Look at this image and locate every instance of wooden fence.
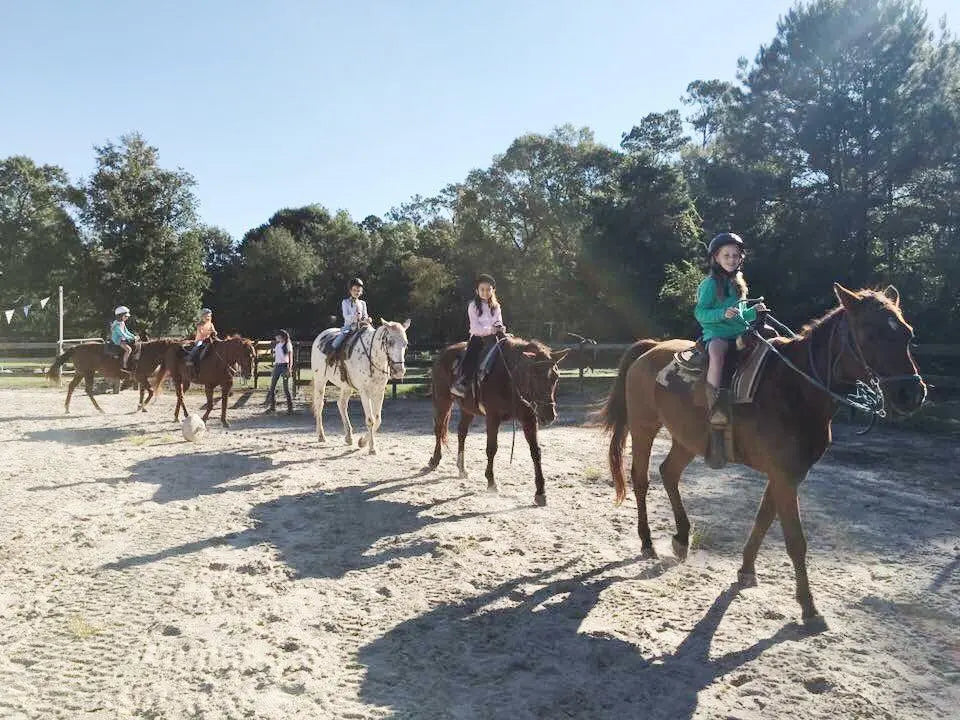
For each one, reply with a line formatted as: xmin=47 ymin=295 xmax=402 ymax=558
xmin=3 ymin=338 xmax=958 ymax=397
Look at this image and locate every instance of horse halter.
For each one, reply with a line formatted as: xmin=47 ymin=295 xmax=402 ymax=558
xmin=358 ymin=326 xmax=405 ymax=376
xmin=498 ymin=341 xmax=558 ymax=419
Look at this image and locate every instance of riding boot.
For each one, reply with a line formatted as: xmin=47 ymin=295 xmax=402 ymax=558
xmin=705 ymin=382 xmax=730 ymax=469
xmin=450 ymin=374 xmax=467 ymax=398
xmin=286 ymin=398 xmax=294 ymax=415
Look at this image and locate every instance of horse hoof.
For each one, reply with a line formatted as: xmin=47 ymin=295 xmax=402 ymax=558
xmin=345 ymin=437 xmax=353 ymax=446
xmin=672 ymin=536 xmax=689 ymax=561
xmin=534 ymin=493 xmax=547 ymax=507
xmin=222 ymin=421 xmax=230 ymax=428
xmin=802 ymin=613 xmax=828 ymax=632
xmin=368 ymin=448 xmax=377 ymax=456
xmin=358 ymin=436 xmax=368 ymax=448
xmin=737 ymin=570 xmax=758 ymax=588
xmin=318 ymin=435 xmax=326 ymax=444
xmin=426 ymin=459 xmax=439 ymax=471
xmin=486 ymin=483 xmax=498 ymax=494
xmin=458 ymin=469 xmax=468 ymax=479
xmin=640 ymin=545 xmax=658 ymax=560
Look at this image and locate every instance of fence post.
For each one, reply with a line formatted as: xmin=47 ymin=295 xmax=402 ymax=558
xmin=391 ymin=379 xmax=397 ymax=400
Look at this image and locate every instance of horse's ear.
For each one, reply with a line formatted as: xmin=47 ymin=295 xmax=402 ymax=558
xmin=379 ymin=317 xmax=386 ymax=326
xmin=552 ymin=348 xmax=570 ymax=365
xmin=834 ymin=282 xmax=858 ymax=310
xmin=402 ymin=318 xmax=411 ymax=330
xmin=883 ymin=285 xmax=900 ymax=307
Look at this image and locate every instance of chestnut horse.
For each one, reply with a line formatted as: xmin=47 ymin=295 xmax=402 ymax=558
xmin=601 ymin=285 xmax=926 ymax=622
xmin=428 ymin=336 xmax=568 ymax=506
xmin=47 ymin=338 xmax=175 ymax=414
xmin=155 ymin=337 xmax=257 ymax=427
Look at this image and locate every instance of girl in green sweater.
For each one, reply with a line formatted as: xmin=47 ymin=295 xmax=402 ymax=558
xmin=694 ymin=233 xmax=767 ymax=425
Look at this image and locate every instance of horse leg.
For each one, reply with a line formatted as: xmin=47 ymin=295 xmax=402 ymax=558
xmin=456 ymin=412 xmax=474 ymax=479
xmin=337 ymin=388 xmax=354 ymax=445
xmin=629 ymin=428 xmax=658 ymax=558
xmin=220 ymin=380 xmax=232 ymax=427
xmin=771 ymin=477 xmax=820 ymax=622
xmin=484 ymin=414 xmax=501 ymax=493
xmin=85 ymin=372 xmax=105 ymax=413
xmin=737 ymin=482 xmax=776 ymax=587
xmin=313 ymin=371 xmax=327 ymax=443
xmin=522 ymin=419 xmax=547 ymax=506
xmin=659 ymin=440 xmax=695 ymax=560
xmin=358 ymin=387 xmax=384 ymax=454
xmin=202 ymin=385 xmax=215 ymax=422
xmin=64 ymin=373 xmax=83 ymax=414
xmin=428 ymin=393 xmax=454 ymax=470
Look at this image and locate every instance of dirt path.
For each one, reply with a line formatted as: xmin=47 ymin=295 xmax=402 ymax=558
xmin=0 ymin=387 xmax=957 ymax=719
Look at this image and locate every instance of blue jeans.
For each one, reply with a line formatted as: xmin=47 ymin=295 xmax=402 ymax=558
xmin=267 ymin=363 xmax=291 ymax=406
xmin=331 ymin=329 xmax=349 ymax=350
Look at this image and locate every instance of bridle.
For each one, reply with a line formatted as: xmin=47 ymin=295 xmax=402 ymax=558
xmin=357 ymin=325 xmax=405 ymax=377
xmin=496 ymin=339 xmax=558 ymax=420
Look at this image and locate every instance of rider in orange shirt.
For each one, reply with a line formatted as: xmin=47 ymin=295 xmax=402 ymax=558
xmin=186 ymin=308 xmax=218 ymax=377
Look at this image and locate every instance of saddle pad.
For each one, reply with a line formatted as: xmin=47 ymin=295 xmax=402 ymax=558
xmin=656 ymin=341 xmax=771 ymax=405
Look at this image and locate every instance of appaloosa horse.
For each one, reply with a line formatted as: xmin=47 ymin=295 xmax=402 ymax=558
xmin=47 ymin=337 xmax=172 ymax=414
xmin=600 ymin=284 xmax=926 ymax=622
xmin=157 ymin=336 xmax=257 ymax=427
xmin=310 ymin=319 xmax=411 ymax=454
xmin=428 ymin=336 xmax=569 ymax=506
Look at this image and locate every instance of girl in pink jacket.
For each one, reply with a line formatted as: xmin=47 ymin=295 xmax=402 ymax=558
xmin=451 ymin=273 xmax=506 ymax=397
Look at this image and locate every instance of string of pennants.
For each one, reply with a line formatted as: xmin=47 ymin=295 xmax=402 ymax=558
xmin=4 ymin=294 xmax=52 ymax=325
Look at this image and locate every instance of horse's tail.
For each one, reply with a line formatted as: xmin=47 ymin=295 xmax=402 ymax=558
xmin=598 ymin=339 xmax=659 ymax=505
xmin=46 ymin=347 xmax=75 ymax=383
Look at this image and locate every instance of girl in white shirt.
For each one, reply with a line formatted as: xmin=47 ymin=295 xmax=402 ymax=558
xmin=451 ymin=273 xmax=506 ymax=397
xmin=266 ymin=329 xmax=294 ymax=414
xmin=331 ymin=278 xmax=370 ymax=355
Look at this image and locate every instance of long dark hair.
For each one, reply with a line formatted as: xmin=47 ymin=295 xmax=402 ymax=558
xmin=275 ymin=329 xmax=292 ymax=355
xmin=473 ymin=274 xmax=500 ymax=313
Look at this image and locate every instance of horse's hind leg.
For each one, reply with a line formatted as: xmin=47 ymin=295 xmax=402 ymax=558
xmin=660 ymin=440 xmax=695 ymax=560
xmin=84 ymin=373 xmax=105 ymax=413
xmin=313 ymin=372 xmax=327 ymax=442
xmin=337 ymin=387 xmax=354 ymax=445
xmin=456 ymin=412 xmax=474 ymax=479
xmin=629 ymin=427 xmax=659 ymax=558
xmin=738 ymin=481 xmax=775 ymax=587
xmin=428 ymin=394 xmax=453 ymax=469
xmin=64 ymin=373 xmax=83 ymax=414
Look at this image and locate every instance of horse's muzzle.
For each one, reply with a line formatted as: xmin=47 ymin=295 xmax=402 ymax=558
xmin=886 ymin=376 xmax=927 ymax=415
xmin=390 ymin=367 xmax=406 ymax=381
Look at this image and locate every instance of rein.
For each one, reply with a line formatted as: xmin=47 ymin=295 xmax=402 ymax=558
xmin=750 ymin=310 xmax=920 ymax=419
xmin=495 ymin=339 xmax=558 ymax=420
xmin=355 ymin=325 xmax=404 ymax=378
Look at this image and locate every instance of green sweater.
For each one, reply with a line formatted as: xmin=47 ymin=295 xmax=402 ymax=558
xmin=694 ymin=275 xmax=757 ymax=341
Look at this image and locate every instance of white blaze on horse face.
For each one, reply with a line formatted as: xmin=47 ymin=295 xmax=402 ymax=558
xmin=386 ymin=326 xmax=408 ymax=379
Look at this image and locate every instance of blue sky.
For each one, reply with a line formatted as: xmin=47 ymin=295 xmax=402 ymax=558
xmin=2 ymin=0 xmax=955 ymax=239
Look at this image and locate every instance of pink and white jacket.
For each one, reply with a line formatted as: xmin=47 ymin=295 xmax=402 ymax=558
xmin=467 ymin=301 xmax=505 ymax=337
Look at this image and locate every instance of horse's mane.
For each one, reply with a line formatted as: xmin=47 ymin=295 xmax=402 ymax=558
xmin=502 ymin=336 xmax=553 ymax=359
xmin=798 ymin=288 xmax=900 ymax=338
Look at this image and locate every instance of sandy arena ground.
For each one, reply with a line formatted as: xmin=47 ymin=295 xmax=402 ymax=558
xmin=0 ymin=385 xmax=957 ymax=719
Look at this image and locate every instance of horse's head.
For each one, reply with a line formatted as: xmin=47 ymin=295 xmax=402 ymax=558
xmin=232 ymin=337 xmax=257 ymax=380
xmin=511 ymin=341 xmax=570 ymax=425
xmin=835 ymin=283 xmax=926 ymax=415
xmin=379 ymin=318 xmax=411 ymax=380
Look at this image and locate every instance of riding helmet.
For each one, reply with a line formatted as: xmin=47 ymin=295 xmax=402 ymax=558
xmin=476 ymin=273 xmax=496 ymax=287
xmin=349 ymin=277 xmax=364 ymax=289
xmin=707 ymin=232 xmax=745 ymax=257
xmin=199 ymin=307 xmax=212 ymax=317
xmin=114 ymin=305 xmax=130 ymax=316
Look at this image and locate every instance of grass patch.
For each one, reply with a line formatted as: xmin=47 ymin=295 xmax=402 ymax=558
xmin=583 ymin=466 xmax=602 ymax=482
xmin=689 ymin=526 xmax=711 ymax=552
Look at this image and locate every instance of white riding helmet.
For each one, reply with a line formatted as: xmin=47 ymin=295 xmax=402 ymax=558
xmin=115 ymin=306 xmax=130 ymax=316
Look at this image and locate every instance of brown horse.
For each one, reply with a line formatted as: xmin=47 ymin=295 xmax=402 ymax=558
xmin=428 ymin=336 xmax=569 ymax=506
xmin=155 ymin=336 xmax=257 ymax=427
xmin=600 ymin=284 xmax=926 ymax=622
xmin=47 ymin=338 xmax=173 ymax=414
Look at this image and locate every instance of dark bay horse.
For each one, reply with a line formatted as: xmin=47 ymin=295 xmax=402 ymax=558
xmin=156 ymin=336 xmax=257 ymax=427
xmin=47 ymin=338 xmax=175 ymax=414
xmin=428 ymin=336 xmax=568 ymax=506
xmin=601 ymin=284 xmax=926 ymax=621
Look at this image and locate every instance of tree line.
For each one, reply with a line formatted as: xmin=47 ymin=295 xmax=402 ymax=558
xmin=2 ymin=0 xmax=957 ymax=347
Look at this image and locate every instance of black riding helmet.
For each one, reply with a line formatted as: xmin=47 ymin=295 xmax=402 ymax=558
xmin=476 ymin=273 xmax=496 ymax=287
xmin=707 ymin=232 xmax=745 ymax=257
xmin=349 ymin=277 xmax=364 ymax=289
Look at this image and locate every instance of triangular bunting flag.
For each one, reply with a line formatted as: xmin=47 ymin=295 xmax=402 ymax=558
xmin=4 ymin=309 xmax=13 ymax=324
xmin=23 ymin=305 xmax=30 ymax=318
xmin=40 ymin=296 xmax=50 ymax=309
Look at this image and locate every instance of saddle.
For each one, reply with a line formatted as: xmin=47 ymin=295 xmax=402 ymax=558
xmin=322 ymin=330 xmax=364 ymax=385
xmin=453 ymin=336 xmax=501 ymax=415
xmin=104 ymin=340 xmax=141 ymax=370
xmin=656 ymin=328 xmax=778 ymax=466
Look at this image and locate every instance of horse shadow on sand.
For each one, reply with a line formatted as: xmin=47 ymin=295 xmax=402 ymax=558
xmin=358 ymin=560 xmax=817 ymax=720
xmin=29 ymin=450 xmax=312 ymax=505
xmin=104 ymin=476 xmax=517 ymax=579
